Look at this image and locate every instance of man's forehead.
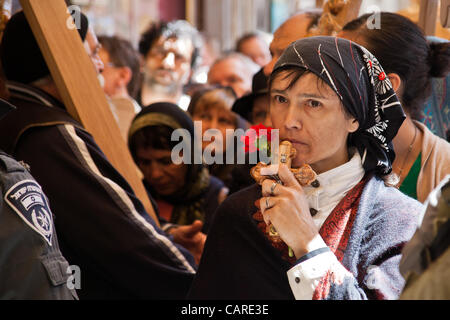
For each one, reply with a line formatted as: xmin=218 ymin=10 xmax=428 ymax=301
xmin=242 ymin=36 xmax=264 ymax=48
xmin=85 ymin=28 xmax=100 ymax=48
xmin=98 ymin=47 xmax=110 ymax=61
xmin=155 ymin=35 xmax=193 ymax=51
xmin=271 ymin=15 xmax=312 ymax=53
xmin=270 ymin=35 xmax=295 ymax=55
xmin=211 ymin=58 xmax=244 ymax=77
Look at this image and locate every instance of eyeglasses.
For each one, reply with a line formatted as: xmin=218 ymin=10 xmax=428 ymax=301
xmin=148 ymin=47 xmax=190 ymax=65
xmin=103 ymin=62 xmax=117 ymax=68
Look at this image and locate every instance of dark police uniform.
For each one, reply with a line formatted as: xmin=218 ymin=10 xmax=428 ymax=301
xmin=0 ymin=98 xmax=76 ymax=299
xmin=0 ymin=82 xmax=196 ymax=300
xmin=0 ymin=11 xmax=196 ymax=299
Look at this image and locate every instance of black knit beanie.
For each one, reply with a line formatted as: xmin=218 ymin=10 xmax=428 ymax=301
xmin=0 ymin=10 xmax=89 ymax=84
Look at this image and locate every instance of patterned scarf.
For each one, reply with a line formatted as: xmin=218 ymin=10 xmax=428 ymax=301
xmin=272 ymin=36 xmax=406 ymax=176
xmin=157 ymin=167 xmax=210 ymax=226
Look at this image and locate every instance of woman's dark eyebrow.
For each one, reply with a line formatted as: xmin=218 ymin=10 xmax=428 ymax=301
xmin=296 ymin=93 xmax=332 ymax=100
xmin=270 ymin=89 xmax=332 ymax=100
xmin=269 ymin=89 xmax=285 ymax=95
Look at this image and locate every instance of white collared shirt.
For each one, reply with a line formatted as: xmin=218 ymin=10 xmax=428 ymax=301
xmin=287 ymin=149 xmax=365 ymax=299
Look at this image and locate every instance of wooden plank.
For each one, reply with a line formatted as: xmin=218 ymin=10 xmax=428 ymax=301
xmin=186 ymin=0 xmax=196 ymax=26
xmin=418 ymin=0 xmax=439 ymax=35
xmin=19 ymin=0 xmax=160 ymax=226
xmin=441 ymin=0 xmax=450 ymax=28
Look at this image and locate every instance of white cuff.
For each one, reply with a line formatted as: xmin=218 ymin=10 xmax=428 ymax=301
xmin=287 ymin=236 xmax=338 ymax=300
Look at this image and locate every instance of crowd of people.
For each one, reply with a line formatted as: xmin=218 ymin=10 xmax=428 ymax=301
xmin=0 ymin=4 xmax=449 ymax=300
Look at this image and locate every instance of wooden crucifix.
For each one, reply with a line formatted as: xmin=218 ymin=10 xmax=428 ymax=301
xmin=19 ymin=0 xmax=160 ymax=226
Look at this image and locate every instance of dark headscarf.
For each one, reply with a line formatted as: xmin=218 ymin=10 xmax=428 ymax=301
xmin=128 ymin=102 xmax=210 ymax=226
xmin=0 ymin=10 xmax=89 ymax=84
xmin=272 ymin=36 xmax=406 ymax=175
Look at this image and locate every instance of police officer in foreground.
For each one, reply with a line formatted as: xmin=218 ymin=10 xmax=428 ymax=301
xmin=0 ymin=98 xmax=76 ymax=299
xmin=0 ymin=11 xmax=197 ymax=299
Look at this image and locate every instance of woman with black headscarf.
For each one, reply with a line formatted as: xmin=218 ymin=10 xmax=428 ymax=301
xmin=188 ymin=37 xmax=423 ymax=300
xmin=128 ymin=102 xmax=228 ymax=237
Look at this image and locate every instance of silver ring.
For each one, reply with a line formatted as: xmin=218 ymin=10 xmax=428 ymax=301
xmin=270 ymin=182 xmax=278 ymax=196
xmin=265 ymin=197 xmax=270 ymax=209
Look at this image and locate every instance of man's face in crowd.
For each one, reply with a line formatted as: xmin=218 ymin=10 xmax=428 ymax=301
xmin=98 ymin=47 xmax=132 ymax=98
xmin=83 ymin=27 xmax=104 ymax=75
xmin=98 ymin=48 xmax=117 ymax=97
xmin=263 ymin=13 xmax=313 ymax=76
xmin=239 ymin=36 xmax=271 ymax=67
xmin=144 ymin=35 xmax=194 ymax=89
xmin=208 ymin=57 xmax=252 ymax=98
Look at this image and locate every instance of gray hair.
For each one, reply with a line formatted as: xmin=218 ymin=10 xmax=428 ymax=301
xmin=163 ymin=20 xmax=204 ymax=68
xmin=139 ymin=19 xmax=203 ymax=69
xmin=212 ymin=51 xmax=260 ymax=77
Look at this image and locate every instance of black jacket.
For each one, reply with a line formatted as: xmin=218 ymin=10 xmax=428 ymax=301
xmin=0 ymin=82 xmax=196 ymax=299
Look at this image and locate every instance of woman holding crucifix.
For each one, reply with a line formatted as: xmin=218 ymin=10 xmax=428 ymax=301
xmin=188 ymin=36 xmax=422 ymax=300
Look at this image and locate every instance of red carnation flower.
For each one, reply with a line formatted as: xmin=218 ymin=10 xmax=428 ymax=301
xmin=241 ymin=124 xmax=274 ymax=154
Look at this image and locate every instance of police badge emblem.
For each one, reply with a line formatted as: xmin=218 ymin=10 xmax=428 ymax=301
xmin=5 ymin=179 xmax=54 ymax=245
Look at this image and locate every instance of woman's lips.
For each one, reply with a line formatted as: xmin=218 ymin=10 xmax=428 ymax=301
xmin=283 ymin=138 xmax=308 ymax=146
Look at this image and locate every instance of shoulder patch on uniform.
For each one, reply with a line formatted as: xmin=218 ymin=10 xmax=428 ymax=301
xmin=18 ymin=160 xmax=31 ymax=172
xmin=5 ymin=180 xmax=53 ymax=246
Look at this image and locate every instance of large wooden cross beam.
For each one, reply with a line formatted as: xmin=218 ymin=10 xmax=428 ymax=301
xmin=442 ymin=0 xmax=450 ymax=27
xmin=418 ymin=0 xmax=440 ymax=35
xmin=418 ymin=0 xmax=450 ymax=34
xmin=19 ymin=0 xmax=159 ymax=226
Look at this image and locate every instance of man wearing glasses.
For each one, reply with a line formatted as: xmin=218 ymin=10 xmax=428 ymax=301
xmin=138 ymin=20 xmax=202 ymax=110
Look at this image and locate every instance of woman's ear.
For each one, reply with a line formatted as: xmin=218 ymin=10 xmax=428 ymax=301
xmin=348 ymin=118 xmax=359 ymax=133
xmin=387 ymin=73 xmax=402 ymax=93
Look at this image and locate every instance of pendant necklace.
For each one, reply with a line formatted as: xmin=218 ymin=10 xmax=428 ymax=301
xmin=397 ymin=125 xmax=418 ymax=187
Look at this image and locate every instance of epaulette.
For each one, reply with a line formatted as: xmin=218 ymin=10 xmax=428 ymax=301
xmin=0 ymin=152 xmax=27 ymax=173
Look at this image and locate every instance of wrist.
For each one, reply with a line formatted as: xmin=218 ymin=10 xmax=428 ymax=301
xmin=164 ymin=224 xmax=179 ymax=236
xmin=293 ymin=233 xmax=326 ymax=259
xmin=294 ymin=247 xmax=331 ymax=265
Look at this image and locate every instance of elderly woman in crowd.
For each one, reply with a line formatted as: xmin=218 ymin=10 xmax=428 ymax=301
xmin=188 ymin=86 xmax=249 ymax=189
xmin=128 ymin=102 xmax=228 ymax=237
xmin=188 ymin=36 xmax=423 ymax=300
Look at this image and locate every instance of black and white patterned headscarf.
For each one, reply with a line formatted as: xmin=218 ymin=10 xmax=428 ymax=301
xmin=271 ymin=36 xmax=406 ymax=176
